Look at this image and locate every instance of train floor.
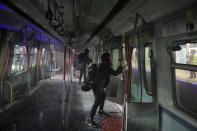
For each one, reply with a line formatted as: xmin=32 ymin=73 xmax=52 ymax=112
xmin=0 ymin=72 xmax=122 ymax=131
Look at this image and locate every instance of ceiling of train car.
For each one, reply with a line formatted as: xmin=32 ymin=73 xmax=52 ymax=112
xmin=4 ymin=0 xmax=197 ymax=51
xmin=62 ymin=0 xmax=196 ymax=50
xmin=60 ymin=0 xmax=119 ymax=51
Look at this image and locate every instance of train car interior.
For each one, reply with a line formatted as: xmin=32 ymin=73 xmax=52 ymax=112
xmin=0 ymin=0 xmax=197 ymax=131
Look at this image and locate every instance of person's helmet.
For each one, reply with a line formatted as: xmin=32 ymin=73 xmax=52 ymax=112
xmin=84 ymin=49 xmax=89 ymax=54
xmin=101 ymin=53 xmax=110 ymax=62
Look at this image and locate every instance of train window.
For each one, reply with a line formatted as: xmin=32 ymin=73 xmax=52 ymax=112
xmin=112 ymin=49 xmax=120 ymax=70
xmin=131 ymin=48 xmax=139 ymax=83
xmin=30 ymin=47 xmax=38 ymax=67
xmin=173 ymin=43 xmax=197 ymax=65
xmin=144 ymin=47 xmax=152 ymax=93
xmin=172 ymin=42 xmax=197 ymax=115
xmin=54 ymin=51 xmax=57 ymax=69
xmin=52 ymin=50 xmax=58 ymax=70
xmin=43 ymin=49 xmax=51 ymax=70
xmin=43 ymin=48 xmax=48 ymax=66
xmin=11 ymin=45 xmax=26 ymax=73
xmin=145 ymin=47 xmax=151 ymax=72
xmin=175 ymin=69 xmax=197 ymax=114
xmin=55 ymin=51 xmax=60 ymax=69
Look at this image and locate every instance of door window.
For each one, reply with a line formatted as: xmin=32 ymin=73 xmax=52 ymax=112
xmin=144 ymin=47 xmax=152 ymax=94
xmin=11 ymin=45 xmax=26 ymax=73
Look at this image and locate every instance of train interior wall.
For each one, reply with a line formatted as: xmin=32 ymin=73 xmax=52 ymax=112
xmin=154 ymin=7 xmax=197 ymax=130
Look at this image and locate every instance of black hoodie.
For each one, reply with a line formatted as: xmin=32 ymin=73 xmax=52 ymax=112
xmin=95 ymin=62 xmax=122 ymax=89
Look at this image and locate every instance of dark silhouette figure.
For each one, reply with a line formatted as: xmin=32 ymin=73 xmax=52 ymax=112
xmin=86 ymin=53 xmax=122 ymax=128
xmin=189 ymin=50 xmax=197 ymax=78
xmin=78 ymin=49 xmax=92 ymax=84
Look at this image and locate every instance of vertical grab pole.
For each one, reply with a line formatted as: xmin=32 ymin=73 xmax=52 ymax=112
xmin=26 ymin=43 xmax=31 ymax=96
xmin=120 ymin=45 xmax=125 ymax=81
xmin=69 ymin=49 xmax=72 ymax=82
xmin=70 ymin=50 xmax=72 ymax=82
xmin=40 ymin=48 xmax=43 ymax=83
xmin=27 ymin=44 xmax=30 ymax=73
xmin=41 ymin=48 xmax=44 ymax=83
xmin=49 ymin=47 xmax=52 ymax=72
xmin=3 ymin=43 xmax=11 ymax=79
xmin=68 ymin=49 xmax=70 ymax=82
xmin=63 ymin=46 xmax=66 ymax=80
xmin=54 ymin=51 xmax=57 ymax=70
xmin=69 ymin=49 xmax=73 ymax=83
xmin=2 ymin=43 xmax=11 ymax=106
xmin=122 ymin=13 xmax=139 ymax=131
xmin=62 ymin=46 xmax=66 ymax=128
xmin=71 ymin=50 xmax=75 ymax=82
xmin=24 ymin=25 xmax=31 ymax=96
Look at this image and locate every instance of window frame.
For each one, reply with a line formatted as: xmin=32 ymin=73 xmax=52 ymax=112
xmin=170 ymin=39 xmax=197 ymax=117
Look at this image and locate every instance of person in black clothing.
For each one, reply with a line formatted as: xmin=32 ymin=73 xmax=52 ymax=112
xmin=78 ymin=49 xmax=92 ymax=84
xmin=86 ymin=53 xmax=122 ymax=128
xmin=73 ymin=53 xmax=80 ymax=78
xmin=188 ymin=50 xmax=197 ymax=78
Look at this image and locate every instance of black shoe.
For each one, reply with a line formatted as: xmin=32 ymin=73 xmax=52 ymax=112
xmin=86 ymin=119 xmax=100 ymax=128
xmin=98 ymin=110 xmax=109 ymax=117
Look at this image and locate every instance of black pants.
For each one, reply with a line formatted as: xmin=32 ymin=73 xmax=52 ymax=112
xmin=89 ymin=88 xmax=106 ymax=119
xmin=190 ymin=71 xmax=196 ymax=78
xmin=79 ymin=69 xmax=86 ymax=83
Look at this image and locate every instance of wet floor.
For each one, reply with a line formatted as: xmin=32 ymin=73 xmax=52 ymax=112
xmin=0 ymin=73 xmax=120 ymax=131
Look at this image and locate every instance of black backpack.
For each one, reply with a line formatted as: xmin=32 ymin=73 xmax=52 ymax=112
xmin=81 ymin=64 xmax=97 ymax=91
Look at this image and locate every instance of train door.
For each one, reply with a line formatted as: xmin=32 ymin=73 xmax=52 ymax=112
xmin=104 ymin=29 xmax=159 ymax=130
xmin=126 ymin=31 xmax=159 ymax=130
xmin=132 ymin=43 xmax=154 ymax=102
xmin=104 ymin=34 xmax=157 ymax=102
xmin=43 ymin=47 xmax=51 ymax=79
xmin=29 ymin=43 xmax=38 ymax=87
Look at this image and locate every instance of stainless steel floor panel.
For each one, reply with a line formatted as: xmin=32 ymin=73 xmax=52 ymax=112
xmin=127 ymin=103 xmax=159 ymax=131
